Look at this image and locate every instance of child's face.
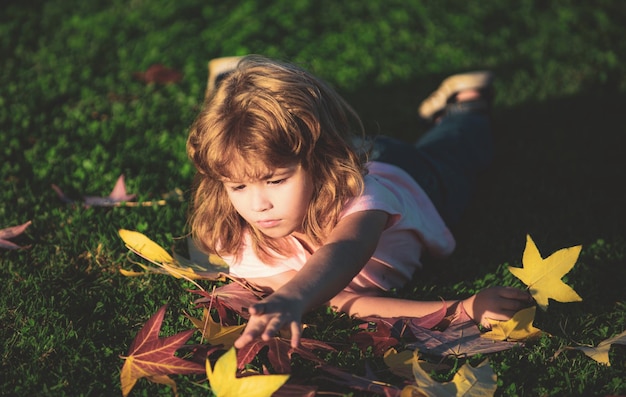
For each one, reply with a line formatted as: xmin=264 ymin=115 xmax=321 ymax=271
xmin=222 ymin=163 xmax=314 ymax=239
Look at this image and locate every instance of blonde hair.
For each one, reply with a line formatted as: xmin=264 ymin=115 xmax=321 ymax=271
xmin=187 ymin=55 xmax=366 ymax=263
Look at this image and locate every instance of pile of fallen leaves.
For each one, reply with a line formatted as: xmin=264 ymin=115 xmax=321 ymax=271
xmin=4 ymin=172 xmax=625 ymax=396
xmin=113 ymin=231 xmax=626 ymax=397
xmin=5 ymin=179 xmax=626 ymax=396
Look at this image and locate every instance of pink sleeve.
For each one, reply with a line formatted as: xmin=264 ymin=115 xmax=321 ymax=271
xmin=340 ymin=176 xmax=402 ymax=228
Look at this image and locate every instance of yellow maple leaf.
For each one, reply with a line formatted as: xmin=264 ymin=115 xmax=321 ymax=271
xmin=206 ymin=347 xmax=289 ymax=397
xmin=402 ymin=356 xmax=497 ymax=397
xmin=508 ymin=235 xmax=582 ymax=311
xmin=385 ymin=349 xmax=415 ymax=380
xmin=558 ymin=329 xmax=626 ymax=366
xmin=184 ymin=309 xmax=245 ymax=348
xmin=482 ymin=306 xmax=544 ymax=341
xmin=384 ymin=349 xmax=450 ymax=381
xmin=118 ymin=229 xmax=228 ymax=282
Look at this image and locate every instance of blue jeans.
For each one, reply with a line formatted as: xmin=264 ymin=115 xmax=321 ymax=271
xmin=369 ymin=113 xmax=493 ymax=226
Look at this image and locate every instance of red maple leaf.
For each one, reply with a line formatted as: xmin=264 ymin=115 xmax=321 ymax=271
xmin=84 ymin=174 xmax=136 ymax=205
xmin=120 ymin=305 xmax=205 ymax=397
xmin=350 ymin=318 xmax=400 ymax=356
xmin=52 ymin=174 xmax=137 ymax=207
xmin=237 ymin=337 xmax=336 ymax=374
xmin=134 ymin=64 xmax=183 ymax=85
xmin=0 ymin=220 xmax=31 ymax=250
xmin=272 ymin=383 xmax=318 ymax=397
xmin=351 ymin=303 xmax=449 ymax=355
xmin=192 ymin=280 xmax=266 ymax=323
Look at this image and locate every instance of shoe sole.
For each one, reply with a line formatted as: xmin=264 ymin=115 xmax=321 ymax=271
xmin=205 ymin=56 xmax=244 ymax=99
xmin=418 ymin=71 xmax=493 ymax=120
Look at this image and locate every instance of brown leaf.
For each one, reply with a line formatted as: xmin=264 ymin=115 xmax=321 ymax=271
xmin=406 ymin=321 xmax=520 ymax=358
xmin=317 ymin=364 xmax=403 ymax=397
xmin=0 ymin=220 xmax=31 ymax=250
xmin=120 ymin=305 xmax=205 ymax=397
xmin=134 ymin=64 xmax=182 ymax=85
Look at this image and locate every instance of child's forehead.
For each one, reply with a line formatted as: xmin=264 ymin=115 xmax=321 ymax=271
xmin=222 ymin=164 xmax=271 ymax=181
xmin=221 ymin=158 xmax=294 ymax=181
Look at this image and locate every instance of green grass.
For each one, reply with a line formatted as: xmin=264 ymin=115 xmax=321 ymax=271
xmin=2 ymin=0 xmax=626 ymax=395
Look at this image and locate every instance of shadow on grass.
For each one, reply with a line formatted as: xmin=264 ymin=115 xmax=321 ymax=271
xmin=345 ymin=80 xmax=626 ymax=291
xmin=462 ymin=88 xmax=626 ymax=262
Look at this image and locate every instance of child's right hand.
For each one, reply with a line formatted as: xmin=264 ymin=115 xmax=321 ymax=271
xmin=461 ymin=286 xmax=534 ymax=328
xmin=233 ymin=293 xmax=305 ymax=349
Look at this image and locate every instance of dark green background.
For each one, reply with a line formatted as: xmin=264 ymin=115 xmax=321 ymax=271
xmin=2 ymin=1 xmax=625 ymax=395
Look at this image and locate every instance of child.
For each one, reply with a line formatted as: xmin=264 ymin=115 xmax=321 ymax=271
xmin=187 ymin=55 xmax=532 ymax=349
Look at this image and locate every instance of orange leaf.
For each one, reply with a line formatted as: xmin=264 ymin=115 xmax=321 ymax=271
xmin=120 ymin=305 xmax=204 ymax=396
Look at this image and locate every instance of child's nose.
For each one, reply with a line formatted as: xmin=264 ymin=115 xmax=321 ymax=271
xmin=250 ymin=188 xmax=272 ymax=212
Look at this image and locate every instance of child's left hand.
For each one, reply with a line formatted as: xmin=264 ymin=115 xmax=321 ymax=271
xmin=233 ymin=293 xmax=305 ymax=349
xmin=462 ymin=286 xmax=534 ymax=328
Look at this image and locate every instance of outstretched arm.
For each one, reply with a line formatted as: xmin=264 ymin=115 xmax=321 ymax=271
xmin=233 ymin=208 xmax=533 ymax=348
xmin=234 ymin=209 xmax=390 ymax=348
xmin=330 ymin=286 xmax=533 ymax=328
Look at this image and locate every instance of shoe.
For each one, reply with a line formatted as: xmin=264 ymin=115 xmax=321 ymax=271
xmin=205 ymin=56 xmax=244 ymax=99
xmin=418 ymin=71 xmax=493 ymax=122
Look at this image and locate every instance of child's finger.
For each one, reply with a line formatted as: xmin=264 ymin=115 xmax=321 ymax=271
xmin=248 ymin=302 xmax=265 ymax=315
xmin=290 ymin=322 xmax=302 ymax=348
xmin=262 ymin=317 xmax=284 ymax=340
xmin=234 ymin=331 xmax=255 ymax=349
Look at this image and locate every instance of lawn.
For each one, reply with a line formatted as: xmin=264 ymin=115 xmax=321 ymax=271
xmin=2 ymin=0 xmax=626 ymax=396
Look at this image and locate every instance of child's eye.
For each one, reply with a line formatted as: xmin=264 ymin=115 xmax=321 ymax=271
xmin=268 ymin=178 xmax=285 ymax=185
xmin=229 ymin=184 xmax=246 ymax=191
